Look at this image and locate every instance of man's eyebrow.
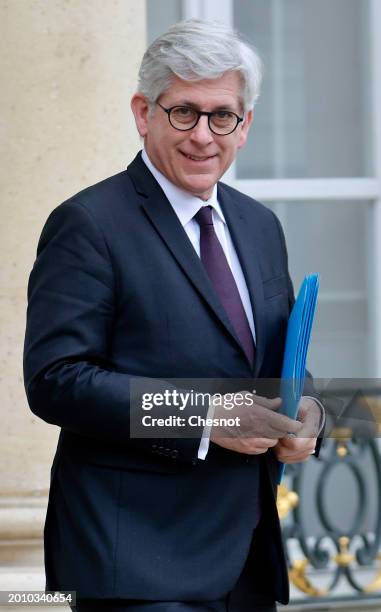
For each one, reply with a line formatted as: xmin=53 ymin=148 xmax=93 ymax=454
xmin=176 ymin=100 xmax=239 ymax=112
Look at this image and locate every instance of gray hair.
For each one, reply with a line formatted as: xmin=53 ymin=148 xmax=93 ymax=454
xmin=137 ymin=19 xmax=262 ymax=112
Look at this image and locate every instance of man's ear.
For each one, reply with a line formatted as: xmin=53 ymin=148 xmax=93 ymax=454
xmin=130 ymin=93 xmax=151 ymax=137
xmin=237 ymin=109 xmax=253 ymax=149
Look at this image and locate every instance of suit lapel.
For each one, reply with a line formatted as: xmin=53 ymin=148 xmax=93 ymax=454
xmin=127 ymin=153 xmax=249 ymax=361
xmin=218 ymin=184 xmax=266 ymax=376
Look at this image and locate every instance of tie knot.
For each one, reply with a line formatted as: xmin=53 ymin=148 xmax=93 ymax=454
xmin=194 ymin=206 xmax=214 ymax=227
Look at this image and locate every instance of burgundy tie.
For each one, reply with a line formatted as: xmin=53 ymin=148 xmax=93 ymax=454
xmin=194 ymin=206 xmax=255 ymax=365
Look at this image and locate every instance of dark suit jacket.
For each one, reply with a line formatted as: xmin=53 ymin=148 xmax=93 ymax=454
xmin=23 ymin=152 xmax=297 ymax=605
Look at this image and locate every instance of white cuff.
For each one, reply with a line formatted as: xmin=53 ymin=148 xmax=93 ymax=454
xmin=197 ymin=397 xmax=217 ymax=460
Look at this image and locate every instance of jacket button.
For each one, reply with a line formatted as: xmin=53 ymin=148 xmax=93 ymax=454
xmin=170 ymin=450 xmax=179 ymax=459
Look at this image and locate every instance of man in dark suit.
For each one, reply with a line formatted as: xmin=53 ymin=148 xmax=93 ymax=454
xmin=23 ymin=20 xmax=322 ymax=612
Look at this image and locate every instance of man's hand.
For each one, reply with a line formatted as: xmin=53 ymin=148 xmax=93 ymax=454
xmin=210 ymin=392 xmax=303 ymax=455
xmin=274 ymin=397 xmax=321 ymax=463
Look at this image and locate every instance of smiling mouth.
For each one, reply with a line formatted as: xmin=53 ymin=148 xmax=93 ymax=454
xmin=180 ymin=152 xmax=216 ymax=162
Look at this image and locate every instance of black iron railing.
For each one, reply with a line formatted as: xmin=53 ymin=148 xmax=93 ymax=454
xmin=279 ymin=430 xmax=381 ymax=606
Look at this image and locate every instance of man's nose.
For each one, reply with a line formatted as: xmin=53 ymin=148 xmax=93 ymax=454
xmin=189 ymin=116 xmax=214 ymax=145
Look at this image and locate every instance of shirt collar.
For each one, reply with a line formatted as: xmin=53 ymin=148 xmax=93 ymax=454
xmin=141 ymin=148 xmax=225 ymax=227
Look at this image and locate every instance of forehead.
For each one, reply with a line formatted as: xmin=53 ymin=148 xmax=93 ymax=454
xmin=161 ymin=72 xmax=242 ymax=110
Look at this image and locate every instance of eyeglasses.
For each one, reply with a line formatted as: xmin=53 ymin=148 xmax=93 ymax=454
xmin=156 ymin=102 xmax=244 ymax=136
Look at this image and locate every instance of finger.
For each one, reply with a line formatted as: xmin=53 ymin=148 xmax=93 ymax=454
xmin=275 ymin=440 xmax=315 ymax=456
xmin=241 ymin=437 xmax=279 ymax=454
xmin=277 ymin=437 xmax=316 ymax=452
xmin=252 ymin=437 xmax=278 ymax=449
xmin=253 ymin=395 xmax=282 ymax=410
xmin=247 ymin=445 xmax=275 ymax=455
xmin=266 ymin=411 xmax=304 ymax=434
xmin=249 ymin=421 xmax=302 ymax=439
xmin=276 ymin=451 xmax=314 ymax=463
xmin=284 ymin=444 xmax=316 ymax=456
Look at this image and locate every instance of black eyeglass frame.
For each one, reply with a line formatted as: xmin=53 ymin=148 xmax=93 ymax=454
xmin=156 ymin=102 xmax=244 ymax=135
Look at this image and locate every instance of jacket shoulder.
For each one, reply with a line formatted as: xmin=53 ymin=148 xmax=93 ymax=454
xmin=218 ymin=181 xmax=277 ymax=222
xmin=64 ymin=170 xmax=134 ymax=209
xmin=44 ymin=169 xmax=139 ymax=232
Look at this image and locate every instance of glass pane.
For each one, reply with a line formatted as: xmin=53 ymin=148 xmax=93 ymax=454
xmin=234 ymin=0 xmax=372 ymax=178
xmin=147 ymin=0 xmax=182 ymax=44
xmin=269 ymin=200 xmax=370 ymax=378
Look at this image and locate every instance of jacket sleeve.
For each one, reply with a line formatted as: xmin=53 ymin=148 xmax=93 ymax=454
xmin=23 ymin=199 xmax=202 ymax=463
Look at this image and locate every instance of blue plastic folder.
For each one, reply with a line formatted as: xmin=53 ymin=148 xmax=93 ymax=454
xmin=277 ymin=274 xmax=319 ymax=483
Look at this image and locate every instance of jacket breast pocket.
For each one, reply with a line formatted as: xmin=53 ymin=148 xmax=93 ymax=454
xmin=263 ymin=275 xmax=288 ymax=300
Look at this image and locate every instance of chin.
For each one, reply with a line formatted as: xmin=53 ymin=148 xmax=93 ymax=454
xmin=190 ymin=186 xmax=214 ymax=199
xmin=185 ymin=178 xmax=215 ymax=197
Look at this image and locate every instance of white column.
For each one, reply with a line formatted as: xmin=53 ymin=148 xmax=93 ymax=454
xmin=0 ymin=0 xmax=145 ymax=578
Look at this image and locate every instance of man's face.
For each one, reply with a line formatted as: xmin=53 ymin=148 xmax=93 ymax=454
xmin=131 ymin=72 xmax=253 ymax=200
